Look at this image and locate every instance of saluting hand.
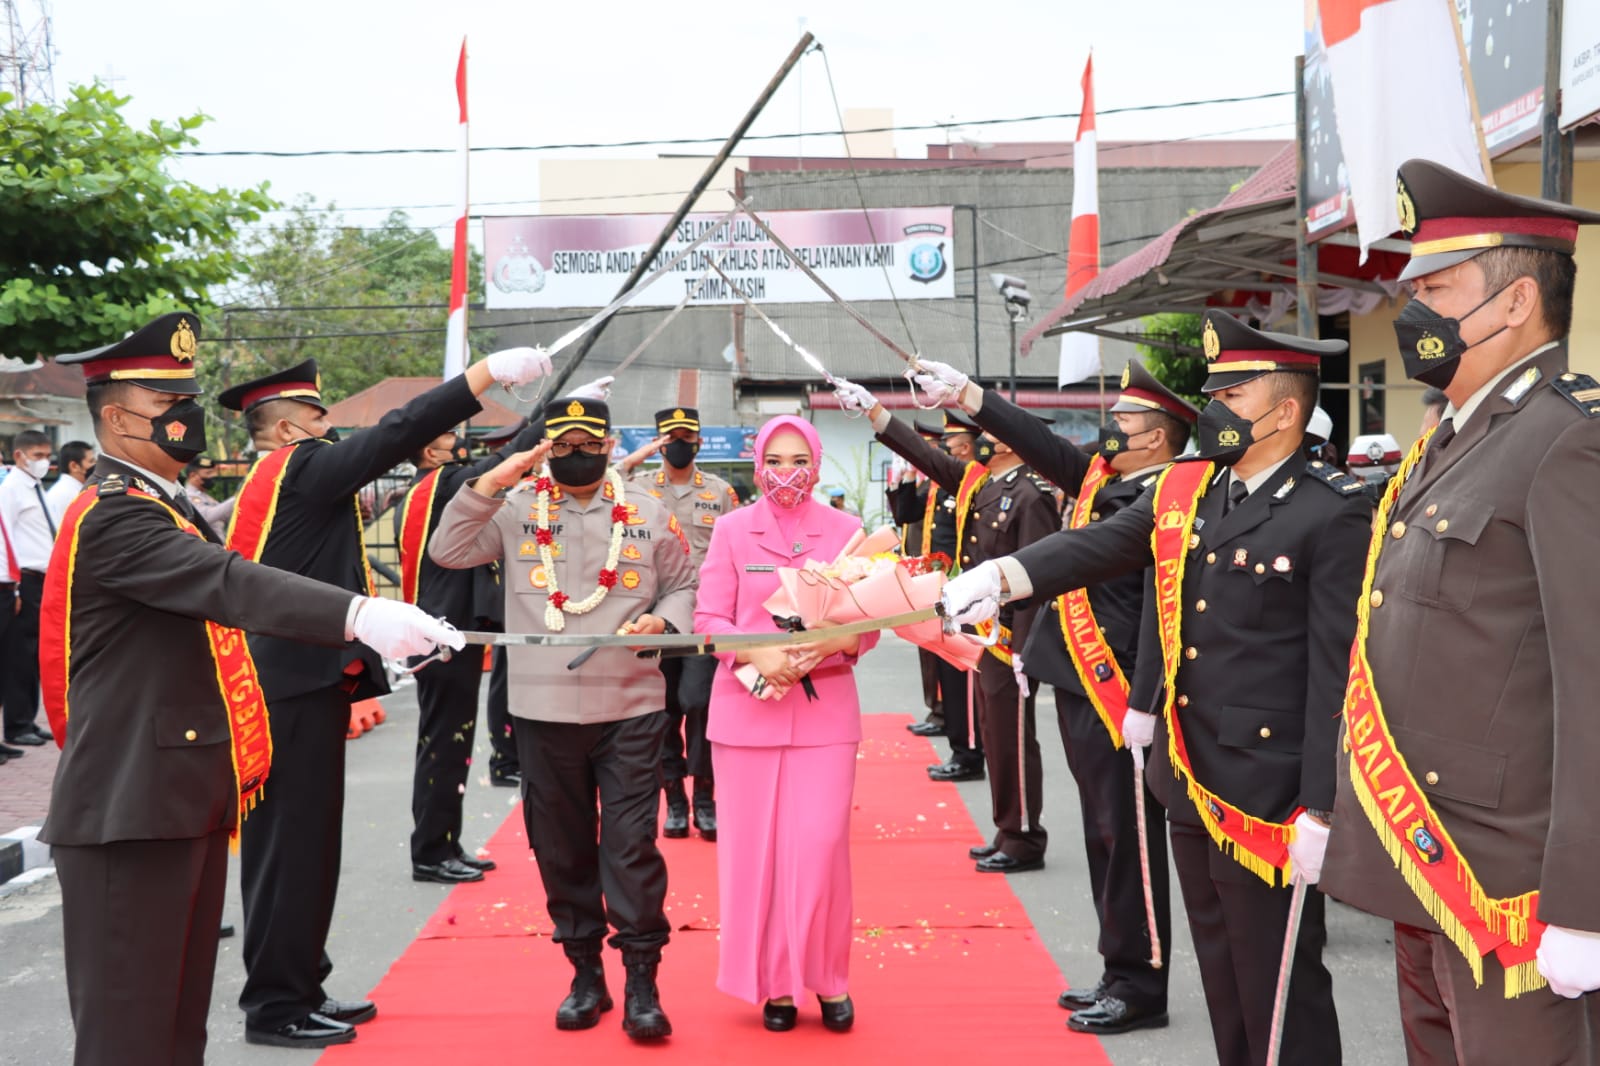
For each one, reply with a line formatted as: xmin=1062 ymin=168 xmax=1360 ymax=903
xmin=475 ymin=441 xmax=553 ymax=496
xmin=619 ymin=435 xmax=666 ymax=473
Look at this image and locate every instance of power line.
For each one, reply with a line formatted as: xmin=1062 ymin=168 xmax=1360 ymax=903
xmin=176 ymin=90 xmax=1293 ymax=159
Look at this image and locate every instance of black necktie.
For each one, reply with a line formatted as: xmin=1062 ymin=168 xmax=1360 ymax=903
xmin=34 ymin=483 xmax=56 ymax=538
xmin=1225 ymin=479 xmax=1249 ymax=514
xmin=1430 ymin=417 xmax=1456 ymax=453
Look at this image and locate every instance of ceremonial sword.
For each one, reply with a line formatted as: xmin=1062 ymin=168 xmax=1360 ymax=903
xmin=706 ymin=259 xmax=842 ymax=386
xmin=1265 ymin=878 xmax=1309 ymax=1066
xmin=1129 ymin=743 xmax=1165 ymax=970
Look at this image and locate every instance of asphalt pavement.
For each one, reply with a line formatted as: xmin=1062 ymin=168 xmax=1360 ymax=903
xmin=0 ymin=634 xmax=1407 ymax=1065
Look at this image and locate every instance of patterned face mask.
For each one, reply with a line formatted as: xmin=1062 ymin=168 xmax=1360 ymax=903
xmin=757 ymin=465 xmax=816 ymax=508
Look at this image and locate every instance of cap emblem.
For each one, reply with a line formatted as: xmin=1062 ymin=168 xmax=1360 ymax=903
xmin=673 ymin=408 xmax=685 ymax=419
xmin=567 ymin=400 xmax=585 ymax=417
xmin=1120 ymin=365 xmax=1131 ymax=388
xmin=170 ymin=319 xmax=198 ymax=362
xmin=1202 ymin=320 xmax=1221 ymax=360
xmin=1396 ymin=178 xmax=1418 ymax=235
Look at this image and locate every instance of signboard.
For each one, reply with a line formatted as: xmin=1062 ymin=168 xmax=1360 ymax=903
xmin=614 ymin=426 xmax=756 ymax=463
xmin=484 ymin=208 xmax=956 ymax=310
xmin=1562 ymin=2 xmax=1600 ymax=128
xmin=1303 ymin=0 xmax=1549 ymax=235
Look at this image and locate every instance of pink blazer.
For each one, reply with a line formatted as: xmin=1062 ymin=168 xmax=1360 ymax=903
xmin=697 ymin=499 xmax=879 ymax=748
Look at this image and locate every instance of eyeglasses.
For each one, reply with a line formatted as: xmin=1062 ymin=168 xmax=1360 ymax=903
xmin=549 ymin=441 xmax=608 ymax=457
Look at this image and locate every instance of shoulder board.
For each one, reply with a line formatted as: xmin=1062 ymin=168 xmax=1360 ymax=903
xmin=97 ymin=474 xmax=127 ymax=497
xmin=1552 ymin=372 xmax=1600 ymax=418
xmin=1024 ymin=470 xmax=1054 ymax=493
xmin=1304 ymin=461 xmax=1367 ymax=496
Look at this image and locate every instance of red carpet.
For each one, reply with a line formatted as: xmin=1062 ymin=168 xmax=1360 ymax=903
xmin=319 ymin=716 xmax=1112 ymax=1064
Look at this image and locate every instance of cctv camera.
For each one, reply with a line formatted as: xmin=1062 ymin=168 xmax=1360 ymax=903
xmin=989 ymin=273 xmax=1027 ymax=293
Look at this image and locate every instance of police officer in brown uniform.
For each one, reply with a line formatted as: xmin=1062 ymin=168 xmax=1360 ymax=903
xmin=430 ymin=396 xmax=697 ymax=1042
xmin=1320 ymin=162 xmax=1600 ymax=1064
xmin=39 ymin=314 xmax=461 ymax=1065
xmin=910 ymin=356 xmax=1196 ymax=1033
xmin=619 ymin=406 xmax=740 ymax=839
xmin=834 ymin=379 xmax=1059 ymax=873
xmin=942 ymin=313 xmax=1371 ymax=1065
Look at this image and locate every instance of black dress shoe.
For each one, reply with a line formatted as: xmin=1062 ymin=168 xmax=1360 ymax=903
xmin=320 ymin=998 xmax=378 ymax=1025
xmin=412 ymin=858 xmax=485 ymax=884
xmin=762 ymin=1000 xmax=798 ymax=1032
xmin=662 ymin=782 xmax=689 ymax=839
xmin=1058 ymin=979 xmax=1107 ymax=1011
xmin=25 ymin=724 xmax=51 ymax=742
xmin=489 ymin=769 xmax=522 ymax=788
xmin=907 ymin=721 xmax=943 ymax=736
xmin=975 ymin=852 xmax=1044 ymax=874
xmin=927 ymin=760 xmax=985 ymax=782
xmin=454 ymin=851 xmax=497 ymax=872
xmin=692 ymin=803 xmax=717 ymax=842
xmin=245 ymin=1012 xmax=356 ymax=1048
xmin=218 ymin=922 xmax=235 ymax=939
xmin=0 ymin=742 xmax=20 ymax=758
xmin=968 ymin=844 xmax=999 ymax=860
xmin=1066 ymin=996 xmax=1169 ymax=1035
xmin=818 ymin=994 xmax=854 ymax=1033
xmin=4 ymin=731 xmax=44 ymax=746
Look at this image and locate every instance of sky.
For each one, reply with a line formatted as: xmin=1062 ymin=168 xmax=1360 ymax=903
xmin=41 ymin=0 xmax=1306 ymax=245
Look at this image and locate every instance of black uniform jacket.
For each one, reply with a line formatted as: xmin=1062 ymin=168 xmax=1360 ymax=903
xmin=1324 ymin=344 xmax=1600 ymax=931
xmin=396 ymin=421 xmax=544 ymax=629
xmin=40 ymin=456 xmax=354 ymax=846
xmin=1009 ymin=453 xmax=1371 ymax=826
xmin=245 ymin=375 xmax=480 ymax=703
xmin=970 ymin=390 xmax=1156 ymax=696
xmin=877 ymin=415 xmax=1058 ymax=656
xmin=888 ymin=479 xmax=957 ymax=558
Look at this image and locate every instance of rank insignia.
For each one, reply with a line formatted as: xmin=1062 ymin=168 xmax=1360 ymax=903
xmin=700 ymin=513 xmax=715 ymax=526
xmin=621 ymin=543 xmax=642 ymax=560
xmin=621 ymin=570 xmax=642 ymax=590
xmin=602 ymin=482 xmax=615 ymax=501
xmin=698 ymin=491 xmax=717 ymax=501
xmin=1232 ymin=548 xmax=1249 ymax=567
xmin=666 ymin=514 xmax=681 ymax=534
xmin=624 ymin=505 xmax=647 ymax=526
xmin=1273 ymin=555 xmax=1292 ymax=573
xmin=528 ymin=565 xmax=548 ymax=590
xmin=97 ymin=474 xmax=126 ymax=496
xmin=518 ymin=540 xmax=539 ymax=557
xmin=1408 ymin=820 xmax=1444 ymax=865
xmin=1501 ymin=365 xmax=1541 ymax=405
xmin=1273 ymin=477 xmax=1295 ymax=500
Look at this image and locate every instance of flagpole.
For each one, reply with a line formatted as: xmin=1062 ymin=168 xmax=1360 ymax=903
xmin=1446 ymin=0 xmax=1496 ymax=184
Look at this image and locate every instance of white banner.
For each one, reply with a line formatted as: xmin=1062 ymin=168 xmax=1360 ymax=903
xmin=484 ymin=207 xmax=956 ymax=309
xmin=1562 ymin=4 xmax=1600 ymax=129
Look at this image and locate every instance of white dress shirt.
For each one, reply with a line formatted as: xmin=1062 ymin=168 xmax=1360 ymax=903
xmin=44 ymin=474 xmax=84 ymax=524
xmin=0 ymin=467 xmax=58 ymax=571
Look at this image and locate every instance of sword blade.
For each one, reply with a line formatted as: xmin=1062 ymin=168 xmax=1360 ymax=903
xmin=1129 ymin=742 xmax=1164 ymax=971
xmin=545 ymin=203 xmax=743 ymax=358
xmin=707 ymin=259 xmax=837 ymax=384
xmin=459 ymin=606 xmax=942 ymax=653
xmin=1264 ymin=878 xmax=1309 ymax=1066
xmin=730 ymin=196 xmax=918 ymax=365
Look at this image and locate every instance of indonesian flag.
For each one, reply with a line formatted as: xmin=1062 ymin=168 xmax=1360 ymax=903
xmin=1317 ymin=0 xmax=1486 ymax=259
xmin=1059 ymin=54 xmax=1102 ymax=387
xmin=444 ymin=38 xmax=470 ymax=379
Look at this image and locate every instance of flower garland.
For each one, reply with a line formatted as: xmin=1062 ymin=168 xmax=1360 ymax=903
xmin=534 ymin=462 xmax=627 ymax=631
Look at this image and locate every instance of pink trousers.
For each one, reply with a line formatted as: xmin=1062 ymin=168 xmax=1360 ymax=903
xmin=711 ymin=741 xmax=857 ymax=1004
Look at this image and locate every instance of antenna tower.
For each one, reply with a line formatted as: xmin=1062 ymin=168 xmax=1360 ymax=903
xmin=1 ymin=0 xmax=55 ymax=106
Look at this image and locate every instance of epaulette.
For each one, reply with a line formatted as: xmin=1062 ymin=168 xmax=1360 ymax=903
xmin=97 ymin=473 xmax=127 ymax=497
xmin=1024 ymin=470 xmax=1055 ymax=494
xmin=1304 ymin=460 xmax=1367 ymax=497
xmin=1552 ymin=372 xmax=1600 ymax=418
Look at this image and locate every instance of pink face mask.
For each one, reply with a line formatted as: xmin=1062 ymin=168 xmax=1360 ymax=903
xmin=757 ymin=465 xmax=816 ymax=508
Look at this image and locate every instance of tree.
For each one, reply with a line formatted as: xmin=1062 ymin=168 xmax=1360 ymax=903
xmin=0 ymin=84 xmax=275 ymax=360
xmin=209 ymin=199 xmax=491 ymax=416
xmin=1137 ymin=312 xmax=1207 ymax=407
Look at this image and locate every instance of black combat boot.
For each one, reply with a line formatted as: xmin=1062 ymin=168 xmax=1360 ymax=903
xmin=662 ymin=780 xmax=689 ymax=838
xmin=691 ymin=781 xmax=716 ymax=842
xmin=620 ymin=949 xmax=672 ymax=1041
xmin=555 ymin=942 xmax=611 ymax=1030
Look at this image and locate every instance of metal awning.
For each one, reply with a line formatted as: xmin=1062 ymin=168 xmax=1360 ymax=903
xmin=1019 ymin=145 xmax=1410 ymax=356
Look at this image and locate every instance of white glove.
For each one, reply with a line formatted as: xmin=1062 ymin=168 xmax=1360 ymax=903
xmin=832 ymin=377 xmax=878 ymax=414
xmin=1537 ymin=925 xmax=1600 ymax=998
xmin=907 ymin=357 xmax=969 ymax=407
xmin=485 ymin=346 xmax=554 ymax=387
xmin=1287 ymin=812 xmax=1331 ymax=886
xmin=940 ymin=561 xmax=1003 ymax=627
xmin=1122 ymin=709 xmax=1157 ymax=749
xmin=568 ymin=374 xmax=614 ymax=402
xmin=352 ymin=597 xmax=466 ymax=661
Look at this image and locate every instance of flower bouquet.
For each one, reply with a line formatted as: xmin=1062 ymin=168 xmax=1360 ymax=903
xmin=737 ymin=525 xmax=985 ymax=701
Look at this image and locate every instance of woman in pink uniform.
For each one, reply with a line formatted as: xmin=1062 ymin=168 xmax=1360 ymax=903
xmin=695 ymin=415 xmax=877 ymax=1033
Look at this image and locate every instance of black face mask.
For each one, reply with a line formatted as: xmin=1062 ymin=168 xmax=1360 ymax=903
xmin=662 ymin=439 xmax=699 ymax=469
xmin=1096 ymin=426 xmax=1131 ymax=460
xmin=549 ymin=450 xmax=609 ymax=486
xmin=974 ymin=438 xmax=995 ymax=464
xmin=1392 ymin=285 xmax=1511 ymax=389
xmin=119 ymin=400 xmax=207 ymax=461
xmin=1195 ymin=397 xmax=1284 ymax=468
